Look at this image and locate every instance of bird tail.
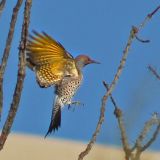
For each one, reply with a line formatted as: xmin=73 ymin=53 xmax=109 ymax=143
xmin=45 ymin=97 xmax=62 ymax=137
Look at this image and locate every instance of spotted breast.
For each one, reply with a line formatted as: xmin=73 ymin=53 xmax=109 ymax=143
xmin=56 ymin=76 xmax=82 ymax=105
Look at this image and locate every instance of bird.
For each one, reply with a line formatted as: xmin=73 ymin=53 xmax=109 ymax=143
xmin=26 ymin=31 xmax=100 ymax=137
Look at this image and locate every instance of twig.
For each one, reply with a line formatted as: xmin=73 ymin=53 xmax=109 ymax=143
xmin=130 ymin=113 xmax=160 ymax=160
xmin=141 ymin=123 xmax=160 ymax=151
xmin=148 ymin=5 xmax=160 ymax=18
xmin=78 ymin=5 xmax=160 ymax=160
xmin=102 ymin=81 xmax=117 ymax=109
xmin=0 ymin=0 xmax=6 ymax=18
xmin=135 ymin=35 xmax=150 ymax=43
xmin=78 ymin=88 xmax=106 ymax=160
xmin=141 ymin=113 xmax=160 ymax=152
xmin=103 ymin=81 xmax=131 ymax=160
xmin=0 ymin=0 xmax=32 ymax=150
xmin=115 ymin=108 xmax=132 ymax=160
xmin=137 ymin=5 xmax=160 ymax=31
xmin=135 ymin=113 xmax=159 ymax=148
xmin=134 ymin=6 xmax=160 ymax=44
xmin=0 ymin=0 xmax=23 ymax=120
xmin=148 ymin=65 xmax=160 ymax=80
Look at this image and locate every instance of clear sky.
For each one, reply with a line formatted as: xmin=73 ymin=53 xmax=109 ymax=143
xmin=0 ymin=0 xmax=160 ymax=150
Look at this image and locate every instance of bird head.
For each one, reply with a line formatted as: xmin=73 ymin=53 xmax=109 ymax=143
xmin=75 ymin=55 xmax=100 ymax=69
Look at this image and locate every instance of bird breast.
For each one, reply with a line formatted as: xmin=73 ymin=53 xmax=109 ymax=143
xmin=56 ymin=75 xmax=83 ymax=105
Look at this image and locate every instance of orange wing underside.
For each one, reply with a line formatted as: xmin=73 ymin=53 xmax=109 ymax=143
xmin=26 ymin=31 xmax=77 ymax=87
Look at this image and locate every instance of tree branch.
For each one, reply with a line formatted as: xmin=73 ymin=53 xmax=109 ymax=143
xmin=129 ymin=113 xmax=160 ymax=160
xmin=135 ymin=35 xmax=150 ymax=43
xmin=148 ymin=5 xmax=160 ymax=18
xmin=0 ymin=0 xmax=32 ymax=150
xmin=78 ymin=22 xmax=137 ymax=160
xmin=0 ymin=0 xmax=23 ymax=120
xmin=0 ymin=0 xmax=6 ymax=18
xmin=148 ymin=65 xmax=160 ymax=80
xmin=103 ymin=82 xmax=131 ymax=160
xmin=78 ymin=5 xmax=160 ymax=160
xmin=140 ymin=113 xmax=160 ymax=152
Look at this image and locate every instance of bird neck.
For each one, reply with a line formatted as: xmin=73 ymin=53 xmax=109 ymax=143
xmin=75 ymin=61 xmax=85 ymax=71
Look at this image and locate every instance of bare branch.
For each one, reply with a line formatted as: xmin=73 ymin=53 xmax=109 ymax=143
xmin=115 ymin=108 xmax=132 ymax=160
xmin=134 ymin=5 xmax=160 ymax=44
xmin=141 ymin=113 xmax=160 ymax=152
xmin=78 ymin=22 xmax=137 ymax=160
xmin=135 ymin=35 xmax=150 ymax=43
xmin=78 ymin=5 xmax=160 ymax=160
xmin=0 ymin=0 xmax=32 ymax=150
xmin=0 ymin=0 xmax=23 ymax=119
xmin=105 ymin=87 xmax=160 ymax=160
xmin=102 ymin=81 xmax=117 ymax=109
xmin=129 ymin=113 xmax=160 ymax=160
xmin=0 ymin=0 xmax=6 ymax=18
xmin=103 ymin=81 xmax=131 ymax=160
xmin=137 ymin=5 xmax=160 ymax=31
xmin=105 ymin=85 xmax=160 ymax=160
xmin=78 ymin=88 xmax=106 ymax=160
xmin=148 ymin=5 xmax=160 ymax=18
xmin=148 ymin=65 xmax=160 ymax=80
xmin=135 ymin=113 xmax=159 ymax=148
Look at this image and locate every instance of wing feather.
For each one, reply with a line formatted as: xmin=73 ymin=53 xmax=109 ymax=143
xmin=26 ymin=31 xmax=78 ymax=87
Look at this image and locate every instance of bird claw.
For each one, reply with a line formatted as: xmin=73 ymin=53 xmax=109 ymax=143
xmin=68 ymin=101 xmax=84 ymax=111
xmin=71 ymin=101 xmax=84 ymax=106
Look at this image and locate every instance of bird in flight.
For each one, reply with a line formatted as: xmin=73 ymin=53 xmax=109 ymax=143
xmin=26 ymin=31 xmax=100 ymax=137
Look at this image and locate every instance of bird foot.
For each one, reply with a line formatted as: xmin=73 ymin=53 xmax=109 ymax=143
xmin=72 ymin=101 xmax=84 ymax=106
xmin=68 ymin=101 xmax=84 ymax=111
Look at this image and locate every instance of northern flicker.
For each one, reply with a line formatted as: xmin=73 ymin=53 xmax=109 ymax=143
xmin=26 ymin=31 xmax=99 ymax=137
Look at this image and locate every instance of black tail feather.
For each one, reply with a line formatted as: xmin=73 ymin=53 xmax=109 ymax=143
xmin=45 ymin=106 xmax=61 ymax=138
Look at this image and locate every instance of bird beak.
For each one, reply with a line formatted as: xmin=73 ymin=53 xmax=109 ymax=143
xmin=89 ymin=59 xmax=100 ymax=64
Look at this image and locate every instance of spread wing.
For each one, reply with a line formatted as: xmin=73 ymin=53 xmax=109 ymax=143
xmin=26 ymin=31 xmax=78 ymax=87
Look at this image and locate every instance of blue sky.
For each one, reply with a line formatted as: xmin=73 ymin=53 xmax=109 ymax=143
xmin=0 ymin=0 xmax=160 ymax=150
